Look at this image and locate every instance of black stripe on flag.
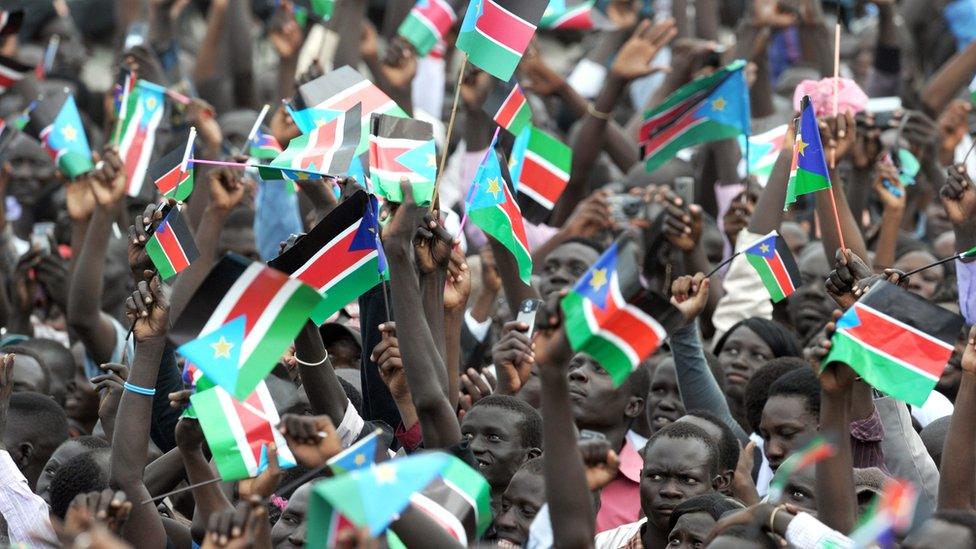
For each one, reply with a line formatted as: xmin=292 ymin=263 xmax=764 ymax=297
xmin=147 ymin=145 xmax=185 ymax=185
xmin=0 ymin=10 xmax=24 ymax=37
xmin=857 ymin=282 xmax=963 ymax=346
xmin=23 ymin=89 xmax=69 ymax=141
xmin=371 ymin=113 xmax=434 ymax=142
xmin=295 ymin=66 xmax=366 ymax=110
xmin=615 ymin=236 xmax=685 ymax=335
xmin=269 ymin=190 xmax=369 ymax=274
xmin=482 ymin=77 xmax=519 ymax=122
xmin=414 ymin=477 xmax=478 ymax=542
xmin=492 ymin=0 xmax=549 ymax=23
xmin=774 ymin=236 xmax=802 ymax=289
xmin=159 ymin=207 xmax=200 ymax=264
xmin=517 ymin=193 xmax=552 ymax=227
xmin=168 ymin=254 xmax=251 ymax=347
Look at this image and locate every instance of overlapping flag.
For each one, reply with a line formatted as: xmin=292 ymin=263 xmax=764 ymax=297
xmin=398 ymin=0 xmax=457 ymax=56
xmin=766 ymin=436 xmax=836 ymax=503
xmin=456 ymin=0 xmax=548 ymax=81
xmin=0 ymin=55 xmax=32 ymax=94
xmin=170 ymin=254 xmax=323 ymax=400
xmin=113 ymin=80 xmax=165 ymax=198
xmin=396 ymin=455 xmax=492 ymax=546
xmin=24 ymin=89 xmax=93 ymax=179
xmin=785 ymin=96 xmax=831 ymax=208
xmin=540 ymin=0 xmax=610 ymax=30
xmin=146 ymin=207 xmax=199 ymax=280
xmin=190 ymin=382 xmax=297 ymax=480
xmin=743 ymin=231 xmax=801 ymax=303
xmin=328 ymin=430 xmax=384 ymax=475
xmin=483 ymin=77 xmax=532 ymax=136
xmin=259 ymin=104 xmax=361 ymax=181
xmin=269 ymin=190 xmax=386 ymax=325
xmin=509 ymin=125 xmax=571 ymax=224
xmin=739 ymin=124 xmax=787 ymax=186
xmin=560 ymin=237 xmax=684 ymax=387
xmin=149 ymin=132 xmax=195 ymax=201
xmin=640 ymin=60 xmax=750 ymax=173
xmin=0 ymin=9 xmax=24 ymax=37
xmin=249 ymin=129 xmax=283 ymax=160
xmin=826 ymin=282 xmax=964 ymax=406
xmin=849 ymin=479 xmax=918 ymax=548
xmin=368 ymin=113 xmax=437 ymax=204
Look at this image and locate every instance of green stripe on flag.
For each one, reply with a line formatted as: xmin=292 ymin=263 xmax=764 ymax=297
xmin=457 ymin=31 xmax=522 ymax=82
xmin=190 ymin=388 xmax=252 ymax=480
xmin=441 ymin=457 xmax=493 ymax=536
xmin=825 ymin=331 xmax=937 ymax=406
xmin=399 ymin=12 xmax=439 ymax=56
xmin=746 ymin=254 xmax=786 ymax=302
xmin=60 ymin=152 xmax=95 ymax=179
xmin=785 ymin=168 xmax=831 ymax=206
xmin=311 ymin=255 xmax=383 ymax=324
xmin=145 ymin=236 xmax=177 ymax=280
xmin=561 ymin=292 xmax=634 ymax=386
xmin=644 ymin=120 xmax=744 ymax=173
xmin=469 ymin=206 xmax=532 ymax=284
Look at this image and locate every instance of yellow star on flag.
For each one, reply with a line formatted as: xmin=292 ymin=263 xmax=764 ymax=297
xmin=486 ymin=177 xmax=501 ymax=199
xmin=711 ymin=97 xmax=727 ymax=111
xmin=210 ymin=337 xmax=234 ymax=359
xmin=374 ymin=463 xmax=397 ymax=485
xmin=354 ymin=454 xmax=366 ymax=466
xmin=314 ymin=117 xmax=328 ymax=128
xmin=759 ymin=243 xmax=770 ymax=253
xmin=795 ymin=136 xmax=809 ymax=157
xmin=146 ymin=97 xmax=158 ymax=110
xmin=60 ymin=124 xmax=77 ymax=142
xmin=589 ymin=268 xmax=608 ymax=292
xmin=426 ymin=153 xmax=437 ymax=167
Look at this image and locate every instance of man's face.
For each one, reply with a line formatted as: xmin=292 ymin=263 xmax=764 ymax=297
xmin=775 ymin=465 xmax=817 ymax=515
xmin=666 ymin=511 xmax=717 ymax=549
xmin=938 ymin=327 xmax=967 ymax=399
xmin=894 ymin=251 xmax=943 ymax=300
xmin=537 ymin=242 xmax=600 ymax=300
xmin=677 ymin=416 xmax=733 ymax=485
xmin=461 ymin=406 xmax=534 ymax=489
xmin=494 ymin=469 xmax=545 ymax=547
xmin=326 ymin=338 xmax=360 ymax=370
xmin=271 ymin=483 xmax=311 ymax=549
xmin=717 ymin=327 xmax=773 ymax=400
xmin=786 ymin=249 xmax=836 ymax=342
xmin=36 ymin=440 xmax=89 ymax=504
xmin=646 ymin=360 xmax=684 ymax=434
xmin=12 ymin=355 xmax=47 ymax=393
xmin=640 ymin=437 xmax=716 ymax=531
xmin=759 ymin=395 xmax=817 ymax=471
xmin=567 ymin=354 xmax=636 ymax=431
xmin=6 ymin=139 xmax=55 ymax=208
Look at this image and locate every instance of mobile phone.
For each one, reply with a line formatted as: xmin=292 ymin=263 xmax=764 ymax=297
xmin=516 ymin=298 xmax=543 ymax=340
xmin=607 ymin=194 xmax=644 ymax=224
xmin=31 ymin=222 xmax=54 ymax=254
xmin=580 ymin=429 xmax=607 ymax=441
xmin=674 ymin=176 xmax=695 ymax=205
xmin=866 ymin=97 xmax=902 ymax=128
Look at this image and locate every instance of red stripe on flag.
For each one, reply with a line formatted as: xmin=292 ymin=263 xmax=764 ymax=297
xmin=323 ymin=82 xmax=390 ymax=115
xmin=297 ymin=118 xmax=341 ymax=171
xmin=639 ymin=92 xmax=707 ymax=142
xmin=370 ymin=143 xmax=414 ymax=171
xmin=477 ymin=0 xmax=537 ymax=53
xmin=494 ymin=86 xmax=526 ymax=128
xmin=234 ymin=390 xmax=276 ymax=466
xmin=417 ymin=0 xmax=455 ymax=34
xmin=587 ymin=288 xmax=663 ymax=358
xmin=294 ymin=228 xmax=372 ymax=290
xmin=124 ymin=127 xmax=148 ymax=192
xmin=499 ymin=183 xmax=529 ymax=252
xmin=0 ymin=70 xmax=22 ymax=89
xmin=767 ymin=251 xmax=796 ymax=296
xmin=222 ymin=269 xmax=290 ymax=334
xmin=156 ymin=165 xmax=182 ymax=195
xmin=155 ymin=222 xmax=190 ymax=271
xmin=519 ymin=157 xmax=566 ymax=203
xmin=641 ymin=112 xmax=700 ymax=158
xmin=844 ymin=305 xmax=954 ymax=378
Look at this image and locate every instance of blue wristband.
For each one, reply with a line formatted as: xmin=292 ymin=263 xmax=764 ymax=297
xmin=123 ymin=382 xmax=156 ymax=396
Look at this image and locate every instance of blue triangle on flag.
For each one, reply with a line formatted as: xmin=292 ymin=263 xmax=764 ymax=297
xmin=836 ymin=305 xmax=863 ymax=331
xmin=176 ymin=315 xmax=246 ymax=395
xmin=395 ymin=140 xmax=437 ymax=182
xmin=257 ymin=443 xmax=298 ymax=474
xmin=574 ymin=242 xmax=619 ymax=310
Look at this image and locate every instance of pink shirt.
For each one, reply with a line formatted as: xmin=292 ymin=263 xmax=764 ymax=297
xmin=596 ymin=438 xmax=643 ymax=533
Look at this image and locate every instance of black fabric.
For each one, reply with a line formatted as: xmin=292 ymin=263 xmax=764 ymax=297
xmin=358 ymin=284 xmax=401 ymax=430
xmin=149 ymin=341 xmax=184 ymax=452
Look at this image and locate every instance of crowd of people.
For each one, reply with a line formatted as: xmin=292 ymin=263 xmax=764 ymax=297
xmin=4 ymin=0 xmax=976 ymax=547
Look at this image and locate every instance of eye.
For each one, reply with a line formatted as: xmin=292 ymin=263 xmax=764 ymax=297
xmin=693 ymin=542 xmax=703 ymax=549
xmin=682 ymin=476 xmax=699 ymax=485
xmin=282 ymin=513 xmax=299 ymax=525
xmin=668 ymin=537 xmax=681 ymax=547
xmin=463 ymin=432 xmax=473 ymax=441
xmin=520 ymin=505 xmax=537 ymax=519
xmin=488 ymin=434 xmax=502 ymax=442
xmin=789 ymin=489 xmax=808 ymax=501
xmin=648 ymin=473 xmax=664 ymax=482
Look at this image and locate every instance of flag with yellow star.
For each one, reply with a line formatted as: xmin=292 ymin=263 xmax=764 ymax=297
xmin=561 ymin=237 xmax=684 ymax=387
xmin=743 ymin=231 xmax=802 ymax=303
xmin=327 ymin=429 xmax=385 ymax=475
xmin=24 ymin=89 xmax=93 ymax=179
xmin=261 ymin=103 xmax=361 ymax=182
xmin=368 ymin=113 xmax=438 ymax=204
xmin=785 ymin=96 xmax=832 ymax=207
xmin=176 ymin=315 xmax=245 ymax=391
xmin=113 ymin=81 xmax=166 ymax=198
xmin=640 ymin=59 xmax=750 ymax=173
xmin=466 ymin=144 xmax=533 ymax=284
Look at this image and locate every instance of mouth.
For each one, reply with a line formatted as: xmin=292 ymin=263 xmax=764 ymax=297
xmin=725 ymin=372 xmax=748 ymax=386
xmin=474 ymin=457 xmax=491 ymax=470
xmin=654 ymin=506 xmax=676 ymax=518
xmin=651 ymin=415 xmax=675 ymax=429
xmin=497 ymin=539 xmax=522 ymax=549
xmin=568 ymin=385 xmax=587 ymax=400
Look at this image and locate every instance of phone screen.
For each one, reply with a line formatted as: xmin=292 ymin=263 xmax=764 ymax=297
xmin=516 ymin=299 xmax=543 ymax=340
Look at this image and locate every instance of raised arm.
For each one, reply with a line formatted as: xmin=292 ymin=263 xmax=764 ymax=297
xmin=817 ymin=114 xmax=871 ymax=264
xmin=920 ymin=37 xmax=976 ymax=118
xmin=293 ymin=322 xmax=347 ymax=422
xmin=942 ymin=165 xmax=976 ymax=324
xmin=174 ymin=414 xmax=232 ymax=542
xmin=939 ymin=325 xmax=976 ymax=511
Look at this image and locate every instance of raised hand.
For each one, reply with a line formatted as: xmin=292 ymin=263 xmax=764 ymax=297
xmin=128 ymin=202 xmax=170 ymax=280
xmin=458 ymin=368 xmax=494 ymax=418
xmin=413 ymin=212 xmax=453 ymax=275
xmin=459 ymin=67 xmax=493 ymax=112
xmin=658 ymin=188 xmax=702 ymax=252
xmin=818 ymin=111 xmax=857 ymax=164
xmin=606 ymin=0 xmax=639 ymax=29
xmin=491 ymin=321 xmax=535 ymax=395
xmin=63 ymin=489 xmax=132 ymax=535
xmin=89 ymin=148 xmax=127 ymax=208
xmin=373 ymin=323 xmax=410 ymax=401
xmin=670 ymin=273 xmax=710 ymax=323
xmin=201 ymin=499 xmax=270 ymax=549
xmin=941 ymin=165 xmax=976 ymax=227
xmin=938 ymin=99 xmax=971 ymax=164
xmin=872 ymin=160 xmax=905 ymax=212
xmin=803 ymin=309 xmax=841 ymax=368
xmin=65 ymin=171 xmax=97 ymax=223
xmin=562 ymin=190 xmax=612 ymax=239
xmin=380 ymin=37 xmax=418 ymax=93
xmin=444 ymin=247 xmax=471 ymax=312
xmin=238 ymin=443 xmax=282 ymax=500
xmin=610 ymin=18 xmax=677 ymax=81
xmin=752 ymin=0 xmax=797 ymax=28
xmin=722 ymin=193 xmax=754 ymax=247
xmin=579 ymin=437 xmax=620 ymax=491
xmin=824 ymin=248 xmax=873 ymax=309
xmin=277 ymin=414 xmax=342 ymax=468
xmin=123 ymin=275 xmax=169 ymax=342
xmin=269 ymin=1 xmax=303 ymax=60
xmin=175 ymin=416 xmax=206 ymax=452
xmin=381 ymin=178 xmax=422 ymax=256
xmin=91 ymin=363 xmax=129 ymax=428
xmin=519 ymin=45 xmax=565 ymax=97
xmin=34 ymin=252 xmax=69 ymax=312
xmin=186 ymin=99 xmax=222 ymax=153
xmin=208 ymin=166 xmax=248 ymax=213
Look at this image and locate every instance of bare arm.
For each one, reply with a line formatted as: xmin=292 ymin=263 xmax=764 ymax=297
xmin=816 ymin=363 xmax=858 ymax=533
xmin=939 ymin=325 xmax=976 ymax=510
xmin=921 ymin=38 xmax=976 ymax=118
xmin=294 ymin=322 xmax=347 ymax=421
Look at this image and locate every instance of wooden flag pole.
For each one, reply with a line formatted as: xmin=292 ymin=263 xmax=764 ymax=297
xmin=826 ymin=21 xmax=847 ymax=251
xmin=430 ymin=54 xmax=469 ymax=212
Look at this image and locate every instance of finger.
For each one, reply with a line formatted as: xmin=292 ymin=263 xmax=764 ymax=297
xmin=96 ymin=488 xmax=113 ymax=519
xmin=231 ymin=503 xmax=250 ymax=538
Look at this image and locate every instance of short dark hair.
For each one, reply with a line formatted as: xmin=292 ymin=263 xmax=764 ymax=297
xmin=70 ymin=435 xmax=111 ymax=451
xmin=469 ymin=394 xmax=543 ymax=449
xmin=744 ymin=358 xmax=806 ymax=433
xmin=644 ymin=421 xmax=720 ymax=476
xmin=555 ymin=237 xmax=605 ymax=257
xmin=667 ymin=493 xmax=743 ymax=532
xmin=714 ymin=524 xmax=778 ymax=549
xmin=684 ymin=410 xmax=740 ymax=473
xmin=714 ymin=317 xmax=801 ymax=359
xmin=627 ymin=363 xmax=651 ymax=400
xmin=16 ymin=338 xmax=75 ymax=378
xmin=49 ymin=451 xmax=109 ymax=519
xmin=932 ymin=510 xmax=976 ymax=544
xmin=767 ymin=368 xmax=821 ymax=418
xmin=517 ymin=456 xmax=545 ymax=477
xmin=0 ymin=345 xmax=52 ymax=390
xmin=9 ymin=392 xmax=68 ymax=449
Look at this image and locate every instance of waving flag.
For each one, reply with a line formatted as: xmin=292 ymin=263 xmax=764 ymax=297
xmin=739 ymin=124 xmax=787 ymax=185
xmin=826 ymin=282 xmax=963 ymax=406
xmin=149 ymin=134 xmax=195 ymax=201
xmin=368 ymin=114 xmax=437 ymax=204
xmin=785 ymin=96 xmax=831 ymax=208
xmin=190 ymin=382 xmax=297 ymax=481
xmin=456 ymin=0 xmax=548 ymax=81
xmin=170 ymin=254 xmax=322 ymax=399
xmin=850 ymin=479 xmax=918 ymax=548
xmin=249 ymin=129 xmax=283 ymax=160
xmin=640 ymin=60 xmax=750 ymax=173
xmin=114 ymin=81 xmax=165 ymax=198
xmin=483 ymin=77 xmax=532 ymax=136
xmin=0 ymin=55 xmax=32 ymax=94
xmin=146 ymin=207 xmax=199 ymax=280
xmin=269 ymin=190 xmax=386 ymax=324
xmin=540 ymin=0 xmax=610 ymax=30
xmin=509 ymin=125 xmax=571 ymax=224
xmin=466 ymin=145 xmax=532 ymax=284
xmin=398 ymin=0 xmax=457 ymax=56
xmin=561 ymin=237 xmax=684 ymax=387
xmin=743 ymin=231 xmax=801 ymax=303
xmin=328 ymin=430 xmax=385 ymax=474
xmin=24 ymin=90 xmax=93 ymax=179
xmin=766 ymin=436 xmax=836 ymax=502
xmin=260 ymin=104 xmax=361 ymax=181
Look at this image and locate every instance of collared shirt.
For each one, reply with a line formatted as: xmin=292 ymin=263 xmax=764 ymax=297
xmin=594 ymin=518 xmax=647 ymax=549
xmin=0 ymin=450 xmax=56 ymax=546
xmin=595 ymin=438 xmax=642 ymax=533
xmin=335 ymin=398 xmax=366 ymax=448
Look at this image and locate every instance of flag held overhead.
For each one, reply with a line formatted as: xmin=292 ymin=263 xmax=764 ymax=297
xmin=368 ymin=113 xmax=438 ymax=204
xmin=24 ymin=89 xmax=94 ymax=179
xmin=456 ymin=0 xmax=549 ymax=81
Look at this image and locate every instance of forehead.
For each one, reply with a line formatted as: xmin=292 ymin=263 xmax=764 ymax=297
xmin=798 ymin=247 xmax=830 ymax=279
xmin=761 ymin=395 xmax=812 ymax=425
xmin=644 ymin=436 xmax=711 ymax=468
xmin=462 ymin=405 xmax=522 ymax=432
xmin=723 ymin=326 xmax=765 ymax=349
xmin=504 ymin=470 xmax=545 ymax=503
xmin=672 ymin=511 xmax=717 ymax=534
xmin=50 ymin=440 xmax=87 ymax=462
xmin=677 ymin=416 xmax=721 ymax=442
xmin=651 ymin=361 xmax=676 ymax=384
xmin=544 ymin=242 xmax=600 ymax=265
xmin=285 ymin=483 xmax=313 ymax=512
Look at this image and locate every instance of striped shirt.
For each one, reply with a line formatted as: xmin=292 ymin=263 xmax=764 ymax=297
xmin=0 ymin=451 xmax=56 ymax=546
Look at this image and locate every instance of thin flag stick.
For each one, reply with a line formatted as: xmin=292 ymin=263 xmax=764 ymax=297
xmin=242 ymin=104 xmax=271 ymax=156
xmin=706 ymin=252 xmax=740 ymax=279
xmin=430 ymin=54 xmax=469 ymax=212
xmin=141 ymin=477 xmax=224 ymax=504
xmin=901 ymin=252 xmax=970 ymax=278
xmin=187 ymin=158 xmax=338 ymax=180
xmin=830 ymin=21 xmax=840 ymax=170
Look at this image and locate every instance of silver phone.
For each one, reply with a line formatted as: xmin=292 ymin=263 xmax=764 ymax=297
xmin=674 ymin=176 xmax=695 ymax=205
xmin=516 ymin=298 xmax=543 ymax=340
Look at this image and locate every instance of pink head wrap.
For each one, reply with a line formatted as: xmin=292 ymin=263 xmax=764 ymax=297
xmin=792 ymin=77 xmax=869 ymax=117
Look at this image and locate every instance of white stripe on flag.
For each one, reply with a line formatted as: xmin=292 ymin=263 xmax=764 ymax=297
xmin=517 ymin=184 xmax=555 ymax=210
xmin=318 ymin=79 xmax=371 ymax=110
xmin=292 ymin=221 xmax=360 ymax=278
xmin=253 ymin=383 xmax=297 ymax=465
xmin=240 ymin=278 xmax=305 ymax=362
xmin=410 ymin=493 xmax=469 ymax=545
xmin=524 ymin=149 xmax=569 ymax=180
xmin=202 ymin=263 xmax=266 ymax=335
xmin=217 ymin=388 xmax=259 ymax=476
xmin=834 ymin=330 xmax=940 ymax=383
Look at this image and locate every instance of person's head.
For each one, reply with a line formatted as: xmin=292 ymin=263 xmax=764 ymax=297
xmin=677 ymin=410 xmax=740 ymax=490
xmin=65 ymin=344 xmax=99 ymax=426
xmin=640 ymin=422 xmax=724 ymax=533
xmin=271 ymin=482 xmax=313 ymax=549
xmin=759 ymin=368 xmax=820 ymax=471
xmin=17 ymin=338 xmax=75 ymax=406
xmin=779 ymin=221 xmax=809 ymax=257
xmin=3 ymin=391 xmax=68 ymax=488
xmin=921 ymin=416 xmax=951 ymax=470
xmin=567 ymin=353 xmax=647 ymax=435
xmin=713 ymin=318 xmax=800 ymax=401
xmin=5 ymin=135 xmax=55 ymax=209
xmin=666 ymin=493 xmax=743 ymax=549
xmin=537 ymin=238 xmax=602 ymax=300
xmin=743 ymin=358 xmax=806 ymax=434
xmin=786 ymin=244 xmax=838 ymax=342
xmin=218 ymin=208 xmax=260 ymax=261
xmin=36 ymin=435 xmax=110 ymax=504
xmin=494 ymin=457 xmax=545 ymax=547
xmin=48 ymin=449 xmax=110 ymax=519
xmin=646 ymin=357 xmax=685 ymax=435
xmin=0 ymin=346 xmax=52 ymax=395
xmin=902 ymin=510 xmax=976 ymax=549
xmin=461 ymin=395 xmax=542 ymax=490
xmin=894 ymin=250 xmax=943 ymax=299
xmin=319 ymin=323 xmax=362 ymax=370
xmin=705 ymin=524 xmax=777 ymax=549
xmin=266 ymin=374 xmax=310 ymax=416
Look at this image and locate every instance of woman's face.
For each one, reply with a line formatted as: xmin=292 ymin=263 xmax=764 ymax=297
xmin=759 ymin=395 xmax=818 ymax=472
xmin=718 ymin=327 xmax=774 ymax=400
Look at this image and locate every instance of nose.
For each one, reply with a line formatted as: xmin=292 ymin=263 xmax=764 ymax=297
xmin=568 ymin=367 xmax=588 ymax=383
xmin=657 ymin=397 xmax=678 ymax=412
xmin=288 ymin=523 xmax=306 ymax=546
xmin=468 ymin=435 xmax=487 ymax=456
xmin=765 ymin=439 xmax=785 ymax=462
xmin=659 ymin=479 xmax=683 ymax=499
xmin=494 ymin=505 xmax=517 ymax=533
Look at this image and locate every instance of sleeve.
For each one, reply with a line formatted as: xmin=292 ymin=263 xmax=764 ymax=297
xmin=254 ymin=179 xmax=304 ymax=262
xmin=875 ymin=397 xmax=940 ymax=517
xmin=83 ymin=316 xmax=132 ymax=379
xmin=849 ymin=408 xmax=886 ymax=470
xmin=670 ymin=321 xmax=749 ymax=443
xmin=783 ymin=512 xmax=854 ymax=549
xmin=335 ymin=398 xmax=367 ymax=448
xmin=463 ymin=310 xmax=492 ymax=343
xmin=395 ymin=422 xmax=423 ymax=453
xmin=956 ymin=259 xmax=976 ymax=326
xmin=0 ymin=450 xmax=57 ymax=546
xmin=525 ymin=504 xmax=554 ymax=549
xmin=710 ymin=229 xmax=774 ymax=343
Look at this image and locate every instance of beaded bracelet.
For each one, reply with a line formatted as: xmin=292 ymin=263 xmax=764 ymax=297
xmin=123 ymin=382 xmax=156 ymax=396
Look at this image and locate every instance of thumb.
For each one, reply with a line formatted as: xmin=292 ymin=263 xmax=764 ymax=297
xmin=266 ymin=443 xmax=280 ymax=474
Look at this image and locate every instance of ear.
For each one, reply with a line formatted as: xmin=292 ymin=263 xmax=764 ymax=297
xmin=712 ymin=471 xmax=732 ymax=494
xmin=525 ymin=447 xmax=542 ymax=460
xmin=13 ymin=442 xmax=32 ymax=472
xmin=624 ymin=395 xmax=645 ymax=420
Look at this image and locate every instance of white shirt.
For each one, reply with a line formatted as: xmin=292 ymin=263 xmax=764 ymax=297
xmin=0 ymin=450 xmax=56 ymax=546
